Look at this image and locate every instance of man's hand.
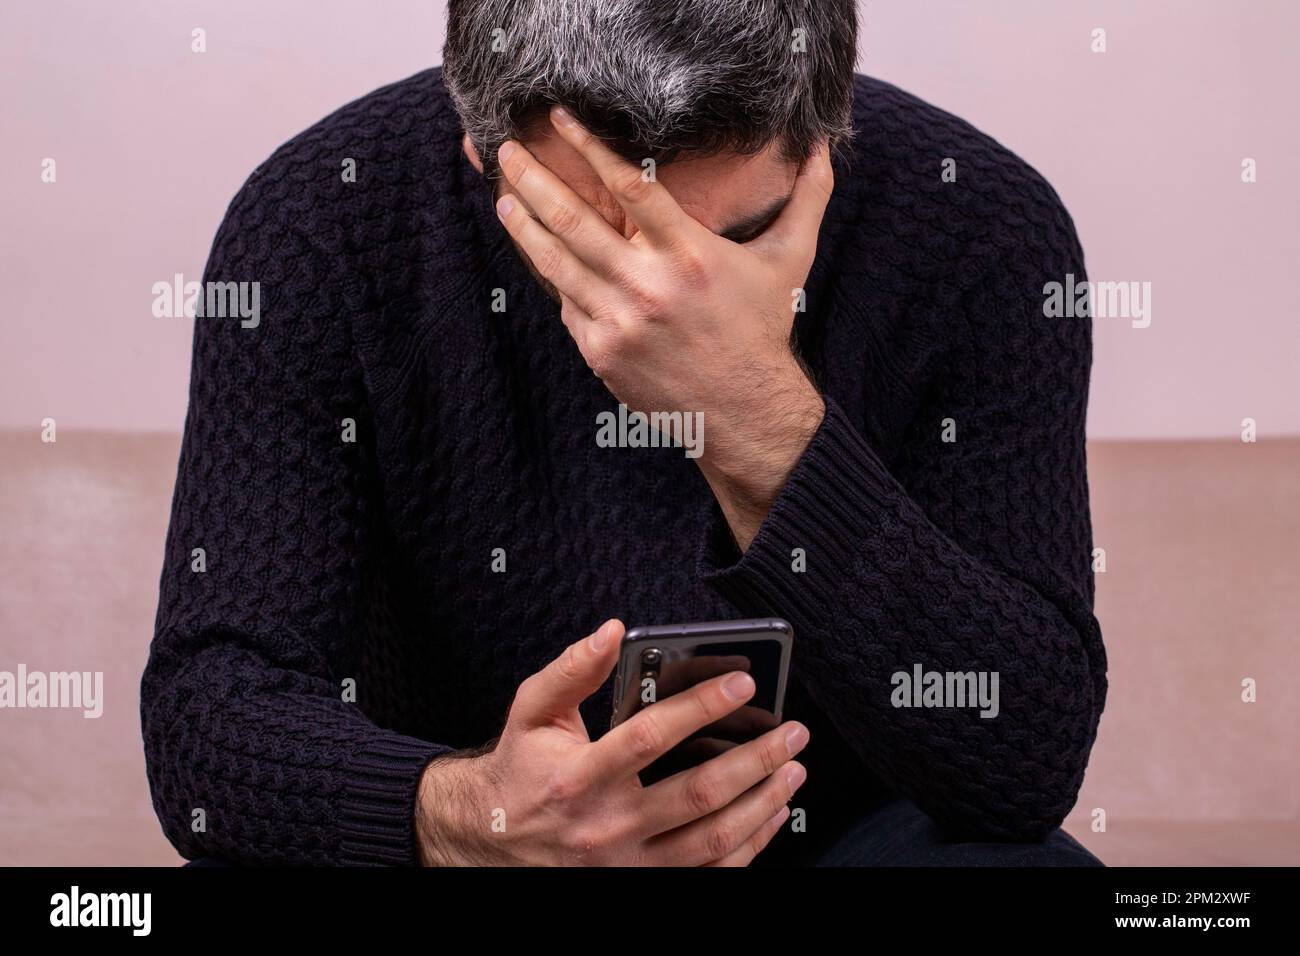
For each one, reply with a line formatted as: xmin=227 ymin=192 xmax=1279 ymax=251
xmin=415 ymin=619 xmax=809 ymax=866
xmin=493 ymin=107 xmax=833 ymax=549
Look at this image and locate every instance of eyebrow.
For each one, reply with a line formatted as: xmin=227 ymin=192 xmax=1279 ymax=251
xmin=718 ymin=195 xmax=790 ymax=243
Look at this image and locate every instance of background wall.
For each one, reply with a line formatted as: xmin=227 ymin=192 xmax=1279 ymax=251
xmin=1 ymin=0 xmax=1297 ymax=438
xmin=1 ymin=0 xmax=1297 ymax=869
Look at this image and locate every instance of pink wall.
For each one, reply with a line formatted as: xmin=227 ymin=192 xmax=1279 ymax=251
xmin=2 ymin=0 xmax=1296 ymax=438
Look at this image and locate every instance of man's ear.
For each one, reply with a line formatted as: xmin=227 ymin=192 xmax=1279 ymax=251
xmin=462 ymin=133 xmax=484 ymax=174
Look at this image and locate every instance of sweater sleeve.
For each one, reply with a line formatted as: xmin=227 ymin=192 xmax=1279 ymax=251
xmin=699 ymin=243 xmax=1107 ymax=842
xmin=140 ymin=169 xmax=450 ymax=865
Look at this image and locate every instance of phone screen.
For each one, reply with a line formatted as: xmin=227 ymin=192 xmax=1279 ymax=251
xmin=613 ymin=630 xmax=789 ymax=784
xmin=668 ymin=639 xmax=783 ymax=714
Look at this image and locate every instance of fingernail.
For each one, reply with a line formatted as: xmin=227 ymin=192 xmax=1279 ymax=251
xmin=786 ymin=764 xmax=807 ymax=789
xmin=785 ymin=723 xmax=809 ymax=755
xmin=551 ymin=106 xmax=575 ymax=127
xmin=589 ymin=620 xmax=613 ymax=652
xmin=770 ymin=806 xmax=791 ymax=827
xmin=496 ymin=195 xmax=515 ymax=219
xmin=497 ymin=140 xmax=517 ymax=162
xmin=722 ymin=672 xmax=755 ymax=701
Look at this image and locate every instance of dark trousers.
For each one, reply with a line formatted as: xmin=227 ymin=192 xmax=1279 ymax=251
xmin=187 ymin=798 xmax=1101 ymax=866
xmin=811 ymin=798 xmax=1102 ymax=867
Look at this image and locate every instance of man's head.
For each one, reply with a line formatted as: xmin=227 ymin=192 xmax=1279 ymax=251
xmin=443 ymin=0 xmax=857 ymax=246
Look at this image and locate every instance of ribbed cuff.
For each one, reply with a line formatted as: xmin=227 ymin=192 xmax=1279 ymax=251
xmin=338 ymin=733 xmax=452 ymax=866
xmin=698 ymin=396 xmax=898 ymax=626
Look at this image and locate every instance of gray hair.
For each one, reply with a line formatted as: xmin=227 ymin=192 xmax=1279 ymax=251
xmin=443 ymin=0 xmax=857 ymax=178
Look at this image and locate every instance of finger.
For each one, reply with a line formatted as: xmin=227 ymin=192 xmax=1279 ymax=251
xmin=749 ymin=141 xmax=834 ymax=259
xmin=634 ymin=737 xmax=737 ymax=787
xmin=495 ymin=193 xmax=609 ymax=315
xmin=636 ymin=721 xmax=809 ymax=835
xmin=586 ymin=670 xmax=756 ymax=779
xmin=496 ymin=140 xmax=629 ymax=271
xmin=655 ymin=654 xmax=752 ymax=697
xmin=705 ymin=806 xmax=790 ymax=867
xmin=558 ymin=293 xmax=598 ymax=358
xmin=648 ymin=760 xmax=806 ymax=866
xmin=509 ymin=619 xmax=624 ymax=729
xmin=674 ymin=737 xmax=738 ymax=763
xmin=548 ymin=105 xmax=702 ymax=247
xmin=689 ymin=703 xmax=781 ymax=744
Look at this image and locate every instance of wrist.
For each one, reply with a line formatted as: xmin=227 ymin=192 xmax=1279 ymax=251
xmin=701 ymin=367 xmax=823 ymax=506
xmin=415 ymin=750 xmax=493 ymax=866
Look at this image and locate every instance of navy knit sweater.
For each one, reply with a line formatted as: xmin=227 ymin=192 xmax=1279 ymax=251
xmin=142 ymin=68 xmax=1107 ymax=866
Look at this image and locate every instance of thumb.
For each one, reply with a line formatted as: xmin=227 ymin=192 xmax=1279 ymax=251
xmin=510 ymin=619 xmax=624 ymax=729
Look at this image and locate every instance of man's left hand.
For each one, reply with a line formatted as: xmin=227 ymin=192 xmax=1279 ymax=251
xmin=494 ymin=105 xmax=833 ymax=548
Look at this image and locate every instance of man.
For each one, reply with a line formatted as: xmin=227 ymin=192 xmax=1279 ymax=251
xmin=142 ymin=0 xmax=1106 ymax=866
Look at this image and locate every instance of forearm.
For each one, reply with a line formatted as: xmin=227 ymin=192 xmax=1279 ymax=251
xmin=141 ymin=635 xmax=450 ymax=865
xmin=699 ymin=397 xmax=1107 ymax=839
xmin=695 ymin=360 xmax=825 ymax=552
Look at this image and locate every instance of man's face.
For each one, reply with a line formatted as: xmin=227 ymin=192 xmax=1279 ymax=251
xmin=464 ymin=123 xmax=801 ymax=302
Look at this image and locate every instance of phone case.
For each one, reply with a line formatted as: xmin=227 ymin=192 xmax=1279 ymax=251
xmin=608 ymin=618 xmax=793 ymax=731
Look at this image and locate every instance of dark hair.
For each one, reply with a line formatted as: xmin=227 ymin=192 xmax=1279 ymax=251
xmin=443 ymin=0 xmax=858 ymax=177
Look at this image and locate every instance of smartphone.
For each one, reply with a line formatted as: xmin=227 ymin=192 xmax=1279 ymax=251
xmin=608 ymin=618 xmax=793 ymax=780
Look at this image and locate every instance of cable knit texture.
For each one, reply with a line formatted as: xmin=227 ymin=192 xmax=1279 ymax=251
xmin=142 ymin=67 xmax=1107 ymax=866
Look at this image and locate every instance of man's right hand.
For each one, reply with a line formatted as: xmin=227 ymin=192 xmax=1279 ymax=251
xmin=415 ymin=619 xmax=809 ymax=866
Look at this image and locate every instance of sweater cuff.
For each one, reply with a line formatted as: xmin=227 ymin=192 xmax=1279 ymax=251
xmin=698 ymin=396 xmax=896 ymax=625
xmin=338 ymin=733 xmax=452 ymax=866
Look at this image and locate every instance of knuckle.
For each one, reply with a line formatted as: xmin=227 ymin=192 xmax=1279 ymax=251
xmin=745 ymin=829 xmax=770 ymax=862
xmin=768 ymin=779 xmax=792 ymax=817
xmin=560 ymin=297 xmax=584 ymax=325
xmin=511 ymin=674 xmax=538 ymax=709
xmin=683 ymin=769 xmax=724 ymax=817
xmin=542 ymin=766 xmax=586 ymax=806
xmin=757 ymin=738 xmax=784 ymax=778
xmin=509 ymin=156 xmax=533 ymax=187
xmin=566 ymin=824 xmax=608 ymax=860
xmin=627 ymin=714 xmax=666 ymax=762
xmin=555 ymin=643 xmax=583 ymax=683
xmin=584 ymin=337 xmax=615 ymax=380
xmin=602 ymin=812 xmax=637 ymax=849
xmin=588 ymin=323 xmax=637 ymax=376
xmin=604 ymin=255 xmax=646 ymax=292
xmin=705 ymin=819 xmax=737 ymax=860
xmin=670 ymin=244 xmax=709 ymax=286
xmin=626 ymin=281 xmax=666 ymax=320
xmin=695 ymin=684 xmax=723 ymax=725
xmin=535 ymin=241 xmax=565 ymax=278
xmin=616 ymin=169 xmax=652 ymax=204
xmin=611 ymin=315 xmax=644 ymax=350
xmin=569 ymin=125 xmax=594 ymax=151
xmin=547 ymin=199 xmax=582 ymax=238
